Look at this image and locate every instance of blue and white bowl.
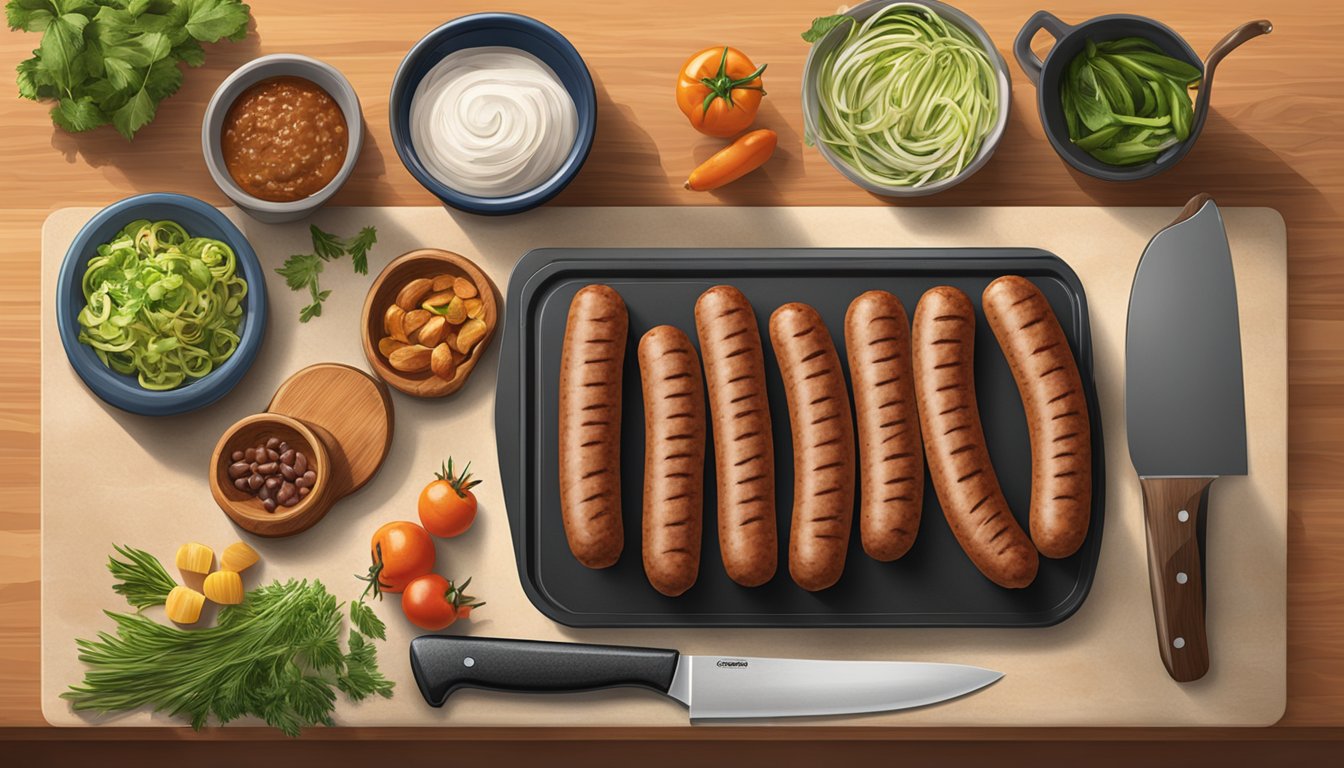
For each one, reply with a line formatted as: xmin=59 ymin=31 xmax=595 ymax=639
xmin=56 ymin=193 xmax=268 ymax=416
xmin=389 ymin=13 xmax=597 ymax=216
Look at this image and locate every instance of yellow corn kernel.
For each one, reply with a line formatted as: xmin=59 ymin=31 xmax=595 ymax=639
xmin=220 ymin=541 xmax=260 ymax=573
xmin=175 ymin=542 xmax=213 ymax=575
xmin=165 ymin=585 xmax=205 ymax=624
xmin=203 ymin=570 xmax=244 ymax=605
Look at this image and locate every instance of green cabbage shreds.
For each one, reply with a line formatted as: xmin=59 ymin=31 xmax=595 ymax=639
xmin=77 ymin=220 xmax=248 ymax=391
xmin=810 ymin=3 xmax=1000 ymax=188
xmin=1059 ymin=38 xmax=1203 ymax=166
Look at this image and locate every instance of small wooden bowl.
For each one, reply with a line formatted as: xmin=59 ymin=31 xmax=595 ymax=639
xmin=361 ymin=248 xmax=499 ymax=397
xmin=210 ymin=413 xmax=334 ymax=537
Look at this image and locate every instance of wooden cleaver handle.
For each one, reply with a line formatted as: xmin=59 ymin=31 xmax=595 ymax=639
xmin=1139 ymin=476 xmax=1214 ymax=682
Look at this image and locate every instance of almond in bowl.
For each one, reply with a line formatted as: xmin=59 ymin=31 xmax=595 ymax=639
xmin=361 ymin=249 xmax=498 ymax=398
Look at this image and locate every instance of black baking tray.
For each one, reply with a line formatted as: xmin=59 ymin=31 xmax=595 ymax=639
xmin=495 ymin=248 xmax=1105 ymax=627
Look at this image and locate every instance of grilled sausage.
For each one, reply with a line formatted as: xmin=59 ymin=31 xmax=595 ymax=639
xmin=913 ymin=286 xmax=1038 ymax=589
xmin=694 ymin=286 xmax=777 ymax=587
xmin=638 ymin=325 xmax=706 ymax=596
xmin=844 ymin=290 xmax=923 ymax=561
xmin=558 ymin=285 xmax=628 ymax=568
xmin=770 ymin=302 xmax=856 ymax=592
xmin=982 ymin=276 xmax=1092 ymax=559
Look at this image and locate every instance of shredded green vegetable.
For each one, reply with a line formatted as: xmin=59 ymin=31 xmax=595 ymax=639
xmin=810 ymin=3 xmax=1000 ymax=188
xmin=1060 ymin=38 xmax=1202 ymax=166
xmin=77 ymin=220 xmax=248 ymax=391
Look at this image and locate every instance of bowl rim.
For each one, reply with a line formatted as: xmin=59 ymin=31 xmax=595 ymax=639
xmin=800 ymin=0 xmax=1012 ymax=197
xmin=211 ymin=411 xmax=332 ymax=527
xmin=388 ymin=12 xmax=597 ymax=215
xmin=55 ymin=192 xmax=268 ymax=416
xmin=201 ymin=53 xmax=364 ymax=214
xmin=1027 ymin=13 xmax=1205 ymax=182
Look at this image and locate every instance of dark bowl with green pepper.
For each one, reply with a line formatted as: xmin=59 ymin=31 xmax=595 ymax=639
xmin=1014 ymin=11 xmax=1204 ymax=181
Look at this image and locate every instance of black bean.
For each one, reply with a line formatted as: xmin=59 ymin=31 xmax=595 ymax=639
xmin=247 ymin=473 xmax=264 ymax=490
xmin=228 ymin=461 xmax=250 ymax=479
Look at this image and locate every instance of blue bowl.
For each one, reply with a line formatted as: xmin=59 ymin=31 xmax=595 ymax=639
xmin=56 ymin=193 xmax=268 ymax=416
xmin=389 ymin=13 xmax=597 ymax=216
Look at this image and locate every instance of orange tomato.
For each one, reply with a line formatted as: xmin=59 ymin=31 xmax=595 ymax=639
xmin=401 ymin=574 xmax=484 ymax=631
xmin=684 ymin=129 xmax=777 ymax=191
xmin=362 ymin=521 xmax=435 ymax=598
xmin=418 ymin=458 xmax=480 ymax=538
xmin=676 ymin=46 xmax=767 ymax=137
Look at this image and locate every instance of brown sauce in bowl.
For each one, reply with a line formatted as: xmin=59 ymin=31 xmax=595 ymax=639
xmin=221 ymin=76 xmax=349 ymax=203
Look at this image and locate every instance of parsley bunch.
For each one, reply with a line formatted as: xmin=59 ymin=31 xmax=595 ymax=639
xmin=65 ymin=576 xmax=394 ymax=736
xmin=7 ymin=0 xmax=252 ymax=139
xmin=275 ymin=224 xmax=377 ymax=322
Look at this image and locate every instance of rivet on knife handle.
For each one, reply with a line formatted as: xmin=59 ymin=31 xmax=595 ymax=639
xmin=1139 ymin=476 xmax=1212 ymax=682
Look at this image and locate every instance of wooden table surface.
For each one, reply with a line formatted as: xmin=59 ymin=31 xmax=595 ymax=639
xmin=2 ymin=0 xmax=1341 ymax=757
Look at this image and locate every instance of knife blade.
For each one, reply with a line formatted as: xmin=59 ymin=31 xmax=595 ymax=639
xmin=1125 ymin=193 xmax=1247 ymax=683
xmin=409 ymin=636 xmax=1002 ymax=720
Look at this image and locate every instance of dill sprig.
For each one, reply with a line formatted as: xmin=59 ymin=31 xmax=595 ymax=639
xmin=107 ymin=544 xmax=178 ymax=609
xmin=64 ymin=577 xmax=394 ymax=736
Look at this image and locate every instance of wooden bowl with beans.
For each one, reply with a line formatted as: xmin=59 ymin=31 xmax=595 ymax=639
xmin=210 ymin=412 xmax=334 ymax=537
xmin=361 ymin=249 xmax=499 ymax=398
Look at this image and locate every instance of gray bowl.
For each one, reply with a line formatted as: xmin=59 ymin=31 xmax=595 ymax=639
xmin=202 ymin=54 xmax=364 ymax=223
xmin=801 ymin=0 xmax=1011 ymax=197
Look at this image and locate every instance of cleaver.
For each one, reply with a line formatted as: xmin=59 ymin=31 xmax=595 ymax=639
xmin=1126 ymin=193 xmax=1247 ymax=682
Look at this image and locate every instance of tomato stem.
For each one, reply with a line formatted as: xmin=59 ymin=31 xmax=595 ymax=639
xmin=698 ymin=47 xmax=767 ymax=112
xmin=356 ymin=542 xmax=388 ymax=601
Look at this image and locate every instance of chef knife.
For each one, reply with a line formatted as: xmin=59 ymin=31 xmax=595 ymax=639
xmin=409 ymin=636 xmax=1002 ymax=719
xmin=1126 ymin=193 xmax=1247 ymax=683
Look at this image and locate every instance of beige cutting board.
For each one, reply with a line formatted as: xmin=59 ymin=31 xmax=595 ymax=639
xmin=41 ymin=206 xmax=1286 ymax=728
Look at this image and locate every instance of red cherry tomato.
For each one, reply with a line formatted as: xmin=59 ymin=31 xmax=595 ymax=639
xmin=400 ymin=574 xmax=484 ymax=631
xmin=418 ymin=458 xmax=480 ymax=538
xmin=363 ymin=521 xmax=435 ymax=597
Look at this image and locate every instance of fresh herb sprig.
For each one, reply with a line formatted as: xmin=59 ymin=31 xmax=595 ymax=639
xmin=65 ymin=573 xmax=395 ymax=736
xmin=275 ymin=224 xmax=378 ymax=322
xmin=107 ymin=544 xmax=177 ymax=609
xmin=7 ymin=0 xmax=252 ymax=139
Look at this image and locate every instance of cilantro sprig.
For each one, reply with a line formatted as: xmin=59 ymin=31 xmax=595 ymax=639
xmin=8 ymin=0 xmax=253 ymax=139
xmin=275 ymin=224 xmax=378 ymax=323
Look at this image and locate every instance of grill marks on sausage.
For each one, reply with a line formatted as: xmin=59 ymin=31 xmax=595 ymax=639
xmin=771 ymin=302 xmax=855 ymax=592
xmin=844 ymin=291 xmax=924 ymax=563
xmin=982 ymin=276 xmax=1092 ymax=560
xmin=638 ymin=325 xmax=706 ymax=597
xmin=695 ymin=286 xmax=777 ymax=587
xmin=913 ymin=286 xmax=1039 ymax=589
xmin=558 ymin=285 xmax=629 ymax=570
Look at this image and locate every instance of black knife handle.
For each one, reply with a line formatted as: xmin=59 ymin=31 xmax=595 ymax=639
xmin=1139 ymin=476 xmax=1213 ymax=682
xmin=409 ymin=635 xmax=680 ymax=707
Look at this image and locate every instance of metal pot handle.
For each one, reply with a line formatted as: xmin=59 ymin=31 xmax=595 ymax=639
xmin=1014 ymin=10 xmax=1074 ymax=86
